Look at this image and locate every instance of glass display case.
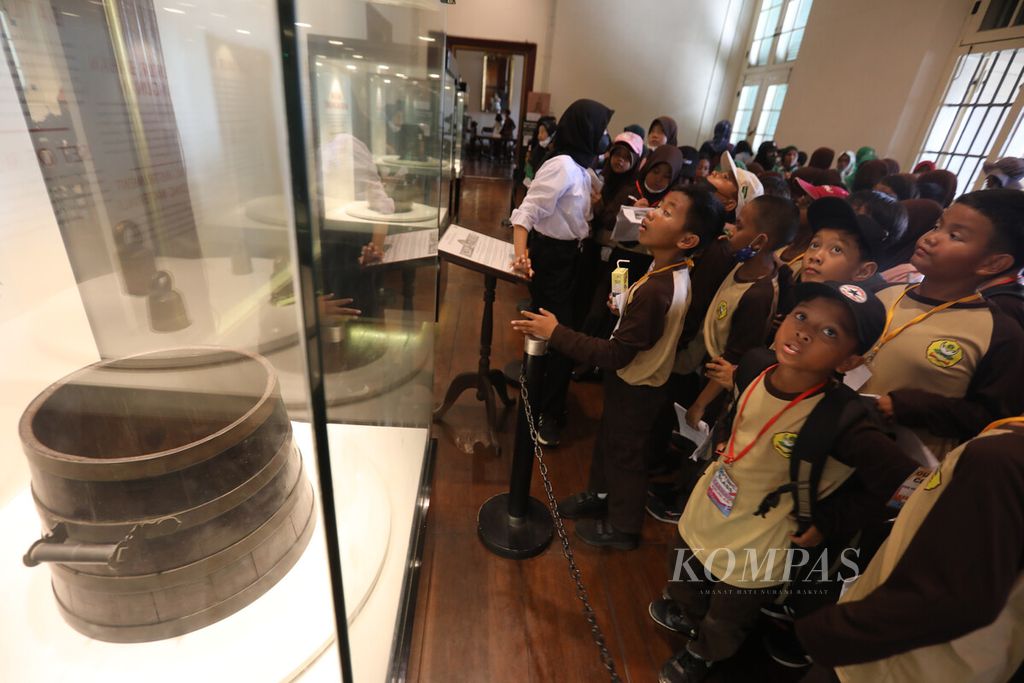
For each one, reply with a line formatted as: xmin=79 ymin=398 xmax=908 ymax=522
xmin=0 ymin=0 xmax=447 ymax=681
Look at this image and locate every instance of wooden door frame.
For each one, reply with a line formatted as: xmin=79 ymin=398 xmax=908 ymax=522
xmin=447 ymin=36 xmax=537 ymax=158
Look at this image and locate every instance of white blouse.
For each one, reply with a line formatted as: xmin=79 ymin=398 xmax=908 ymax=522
xmin=509 ymin=154 xmax=593 ymax=241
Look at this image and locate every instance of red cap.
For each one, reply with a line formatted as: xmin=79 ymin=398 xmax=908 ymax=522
xmin=796 ymin=176 xmax=849 ymax=199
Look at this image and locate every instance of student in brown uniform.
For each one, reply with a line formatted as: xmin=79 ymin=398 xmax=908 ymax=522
xmin=654 ymin=281 xmax=916 ymax=683
xmin=861 ymin=189 xmax=1024 ymax=459
xmin=512 ymin=186 xmax=725 ymax=549
xmin=796 ymin=416 xmax=1024 ymax=683
xmin=684 ymin=194 xmax=799 ymax=429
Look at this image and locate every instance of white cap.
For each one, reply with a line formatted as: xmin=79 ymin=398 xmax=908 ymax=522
xmin=723 ymin=151 xmax=764 ymax=211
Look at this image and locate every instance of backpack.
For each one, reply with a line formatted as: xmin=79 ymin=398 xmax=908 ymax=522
xmin=711 ymin=348 xmax=880 ymax=535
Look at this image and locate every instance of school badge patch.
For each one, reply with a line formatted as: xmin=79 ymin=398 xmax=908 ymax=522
xmin=772 ymin=432 xmax=798 ymax=458
xmin=716 ymin=301 xmax=729 ymax=320
xmin=926 ymin=339 xmax=963 ymax=368
xmin=924 ymin=469 xmax=942 ymax=491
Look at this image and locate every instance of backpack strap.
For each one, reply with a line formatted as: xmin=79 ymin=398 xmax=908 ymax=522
xmin=753 ymin=383 xmax=868 ymax=533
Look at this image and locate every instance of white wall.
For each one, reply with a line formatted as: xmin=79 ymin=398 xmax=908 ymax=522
xmin=447 ymin=0 xmax=751 ymax=145
xmin=774 ymin=0 xmax=969 ymax=167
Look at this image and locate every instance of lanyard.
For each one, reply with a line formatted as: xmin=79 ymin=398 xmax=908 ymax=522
xmin=983 ymin=275 xmax=1020 ymax=290
xmin=724 ymin=366 xmax=826 ymax=465
xmin=870 ymin=284 xmax=982 ymax=357
xmin=982 ymin=416 xmax=1024 ymax=433
xmin=632 ymin=259 xmax=693 ymax=290
xmin=786 ymin=250 xmax=806 ymax=268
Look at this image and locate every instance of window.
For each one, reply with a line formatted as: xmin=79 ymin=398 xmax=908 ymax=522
xmin=730 ymin=0 xmax=813 ymax=146
xmin=915 ymin=0 xmax=1024 ymax=193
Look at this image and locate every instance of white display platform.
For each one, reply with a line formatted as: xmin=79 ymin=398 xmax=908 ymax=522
xmin=44 ymin=256 xmax=300 ymax=365
xmin=342 ymin=200 xmax=437 ymax=224
xmin=237 ymin=193 xmax=446 ymax=231
xmin=0 ymin=421 xmax=427 ymax=683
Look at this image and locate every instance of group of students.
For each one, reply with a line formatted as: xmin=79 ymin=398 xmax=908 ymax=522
xmin=507 ymin=98 xmax=1024 ymax=683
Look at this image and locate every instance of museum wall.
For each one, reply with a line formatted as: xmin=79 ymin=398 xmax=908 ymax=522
xmin=447 ymin=0 xmax=754 ymax=146
xmin=774 ymin=0 xmax=969 ymax=167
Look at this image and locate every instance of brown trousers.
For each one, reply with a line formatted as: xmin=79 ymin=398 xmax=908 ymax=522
xmin=664 ymin=538 xmax=780 ymax=662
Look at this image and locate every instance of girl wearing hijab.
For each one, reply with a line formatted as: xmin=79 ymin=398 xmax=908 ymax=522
xmin=845 ymin=146 xmax=877 ymax=190
xmin=733 ymin=140 xmax=754 ymax=167
xmin=630 ymin=145 xmax=684 ymax=208
xmin=837 ymin=149 xmax=856 ymax=186
xmin=700 ymin=119 xmax=734 ymax=166
xmin=646 ymin=115 xmax=678 ymax=151
xmin=525 ymin=116 xmax=557 ymax=182
xmin=510 ymin=98 xmax=614 ymax=445
xmin=754 ymin=140 xmax=778 ymax=171
xmin=777 ymin=145 xmax=800 ymax=176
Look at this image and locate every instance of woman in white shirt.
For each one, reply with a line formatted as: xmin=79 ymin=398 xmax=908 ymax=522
xmin=510 ymin=98 xmax=613 ymax=446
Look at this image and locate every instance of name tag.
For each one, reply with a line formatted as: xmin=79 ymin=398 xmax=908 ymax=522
xmin=707 ymin=466 xmax=738 ymax=517
xmin=843 ymin=363 xmax=873 ymax=391
xmin=886 ymin=466 xmax=934 ymax=510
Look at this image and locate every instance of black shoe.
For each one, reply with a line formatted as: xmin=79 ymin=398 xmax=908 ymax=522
xmin=659 ymin=649 xmax=711 ymax=683
xmin=574 ymin=518 xmax=638 ymax=550
xmin=536 ymin=417 xmax=562 ymax=447
xmin=646 ymin=491 xmax=683 ymax=524
xmin=557 ymin=492 xmax=607 ymax=520
xmin=763 ymin=624 xmax=812 ymax=669
xmin=760 ymin=601 xmax=795 ymax=622
xmin=648 ymin=598 xmax=698 ymax=639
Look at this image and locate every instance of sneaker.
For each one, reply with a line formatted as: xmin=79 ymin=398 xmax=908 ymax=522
xmin=645 ymin=491 xmax=683 ymax=524
xmin=658 ymin=649 xmax=711 ymax=683
xmin=536 ymin=417 xmax=561 ymax=447
xmin=574 ymin=518 xmax=639 ymax=550
xmin=648 ymin=599 xmax=698 ymax=639
xmin=762 ymin=624 xmax=813 ymax=669
xmin=557 ymin=492 xmax=607 ymax=520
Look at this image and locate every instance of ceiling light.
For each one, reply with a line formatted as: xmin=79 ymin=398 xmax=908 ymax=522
xmin=295 ymin=22 xmax=312 ymax=28
xmin=378 ymin=65 xmax=389 ymax=70
xmin=428 ymin=73 xmax=440 ymax=79
xmin=353 ymin=54 xmax=364 ymax=59
xmin=329 ymin=40 xmax=344 ymax=46
xmin=163 ymin=7 xmax=186 ymax=14
xmin=383 ymin=79 xmax=391 ymax=84
xmin=235 ymin=29 xmax=250 ymax=35
xmin=346 ymin=65 xmax=357 ymax=71
xmin=418 ymin=35 xmax=436 ymax=42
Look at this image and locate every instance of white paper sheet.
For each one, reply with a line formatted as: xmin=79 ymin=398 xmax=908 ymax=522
xmin=673 ymin=402 xmax=711 ymax=459
xmin=438 ymin=224 xmax=517 ymax=274
xmin=610 ymin=205 xmax=653 ymax=242
xmin=377 ymin=228 xmax=438 ymax=265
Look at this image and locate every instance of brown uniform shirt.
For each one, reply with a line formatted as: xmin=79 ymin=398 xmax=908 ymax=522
xmin=702 ymin=262 xmax=779 ymax=364
xmin=861 ymin=285 xmax=1024 ymax=456
xmin=797 ymin=427 xmax=1024 ymax=682
xmin=550 ymin=263 xmax=690 ymax=387
xmin=678 ymin=370 xmax=913 ymax=588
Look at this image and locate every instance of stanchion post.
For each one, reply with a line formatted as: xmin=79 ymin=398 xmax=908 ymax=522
xmin=478 ymin=335 xmax=555 ymax=559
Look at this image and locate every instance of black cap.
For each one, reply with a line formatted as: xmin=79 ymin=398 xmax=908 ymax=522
xmin=792 ymin=281 xmax=886 ymax=354
xmin=807 ymin=196 xmax=889 ymax=261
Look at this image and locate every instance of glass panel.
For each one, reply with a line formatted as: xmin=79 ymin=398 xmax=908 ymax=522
xmin=0 ymin=0 xmax=356 ymax=681
xmin=945 ymin=53 xmax=985 ymax=104
xmin=786 ymin=28 xmax=805 ymax=61
xmin=977 ymin=50 xmax=1014 ymax=103
xmin=995 ymin=49 xmax=1024 ymax=101
xmin=294 ymin=1 xmax=445 ymax=679
xmin=1000 ymin=104 xmax=1024 ymax=155
xmin=981 ymin=0 xmax=1022 ymax=30
xmin=953 ymin=106 xmax=989 ymax=154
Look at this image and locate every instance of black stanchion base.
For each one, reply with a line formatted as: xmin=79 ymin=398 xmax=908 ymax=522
xmin=477 ymin=493 xmax=554 ymax=559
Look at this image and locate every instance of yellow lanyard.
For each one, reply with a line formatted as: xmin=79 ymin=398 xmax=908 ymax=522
xmin=982 ymin=416 xmax=1024 ymax=434
xmin=629 ymin=259 xmax=693 ymax=294
xmin=870 ymin=284 xmax=982 ymax=358
xmin=786 ymin=251 xmax=805 ymax=268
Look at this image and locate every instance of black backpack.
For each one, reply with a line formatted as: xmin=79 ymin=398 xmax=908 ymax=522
xmin=709 ymin=348 xmax=879 ymax=535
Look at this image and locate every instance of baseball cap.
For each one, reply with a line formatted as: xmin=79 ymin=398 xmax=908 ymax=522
xmin=807 ymin=196 xmax=889 ymax=261
xmin=792 ymin=281 xmax=886 ymax=354
xmin=723 ymin=150 xmax=764 ymax=211
xmin=982 ymin=157 xmax=1024 ymax=189
xmin=795 ymin=176 xmax=850 ymax=200
xmin=612 ymin=131 xmax=644 ymax=159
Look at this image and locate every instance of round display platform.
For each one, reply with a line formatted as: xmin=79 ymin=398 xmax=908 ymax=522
xmin=343 ymin=200 xmax=437 ymax=224
xmin=0 ymin=428 xmax=391 ymax=683
xmin=373 ymin=155 xmax=451 ymax=174
xmin=243 ymin=195 xmax=346 ymax=228
xmin=38 ymin=256 xmax=301 ymax=368
xmin=269 ymin=321 xmax=432 ymax=409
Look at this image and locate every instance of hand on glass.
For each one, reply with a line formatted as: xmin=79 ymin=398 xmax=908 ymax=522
xmin=510 ymin=308 xmax=558 ymax=340
xmin=318 ymin=294 xmax=361 ymax=318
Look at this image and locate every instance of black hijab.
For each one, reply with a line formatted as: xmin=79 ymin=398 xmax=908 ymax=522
xmin=601 ymin=141 xmax=641 ymax=201
xmin=637 ymin=145 xmax=684 ymax=204
xmin=754 ymin=141 xmax=778 ymax=170
xmin=552 ymin=99 xmax=614 ymax=168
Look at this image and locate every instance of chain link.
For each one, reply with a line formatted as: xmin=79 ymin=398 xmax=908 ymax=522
xmin=518 ymin=367 xmax=622 ymax=683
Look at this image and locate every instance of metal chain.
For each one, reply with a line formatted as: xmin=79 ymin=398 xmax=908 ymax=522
xmin=518 ymin=367 xmax=622 ymax=683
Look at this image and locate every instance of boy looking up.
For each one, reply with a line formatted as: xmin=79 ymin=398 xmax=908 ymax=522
xmin=685 ymin=195 xmax=799 ymax=428
xmin=655 ymin=282 xmax=916 ymax=682
xmin=512 ymin=186 xmax=725 ymax=549
xmin=862 ymin=188 xmax=1024 ymax=458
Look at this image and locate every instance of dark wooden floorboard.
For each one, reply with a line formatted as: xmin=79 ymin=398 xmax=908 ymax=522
xmin=409 ymin=165 xmax=805 ymax=683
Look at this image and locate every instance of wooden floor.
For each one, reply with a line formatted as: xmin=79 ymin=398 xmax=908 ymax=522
xmin=407 ymin=168 xmax=804 ymax=683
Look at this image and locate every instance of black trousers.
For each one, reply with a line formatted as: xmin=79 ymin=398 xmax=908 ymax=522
xmin=527 ymin=231 xmax=581 ymax=420
xmin=587 ymin=372 xmax=669 ymax=533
